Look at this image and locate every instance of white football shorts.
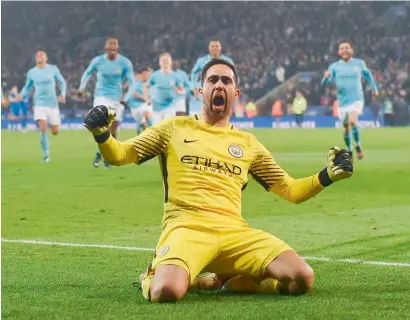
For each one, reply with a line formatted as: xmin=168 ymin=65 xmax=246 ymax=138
xmin=152 ymin=107 xmax=176 ymax=125
xmin=131 ymin=103 xmax=153 ymax=124
xmin=338 ymin=100 xmax=364 ymax=123
xmin=174 ymin=99 xmax=187 ymax=113
xmin=34 ymin=106 xmax=61 ymax=126
xmin=93 ymin=96 xmax=124 ymax=122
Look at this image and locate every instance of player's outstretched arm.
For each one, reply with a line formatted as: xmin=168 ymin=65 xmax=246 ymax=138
xmin=360 ymin=60 xmax=379 ymax=94
xmin=320 ymin=64 xmax=335 ymax=86
xmin=78 ymin=57 xmax=98 ymax=92
xmin=84 ymin=105 xmax=136 ymax=165
xmin=54 ymin=67 xmax=67 ymax=100
xmin=122 ymin=59 xmax=136 ymax=102
xmin=19 ymin=72 xmax=34 ymax=98
xmin=250 ymin=141 xmax=353 ymax=204
xmin=84 ymin=105 xmax=172 ymax=166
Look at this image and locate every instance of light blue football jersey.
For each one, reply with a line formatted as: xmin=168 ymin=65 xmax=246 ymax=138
xmin=174 ymin=69 xmax=192 ymax=102
xmin=321 ymin=58 xmax=378 ymax=107
xmin=127 ymin=80 xmax=146 ymax=109
xmin=148 ymin=70 xmax=182 ymax=111
xmin=79 ymin=54 xmax=135 ymax=102
xmin=20 ymin=64 xmax=66 ymax=108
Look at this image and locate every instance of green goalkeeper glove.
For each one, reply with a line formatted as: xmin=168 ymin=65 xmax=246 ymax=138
xmin=83 ymin=105 xmax=116 ymax=143
xmin=319 ymin=146 xmax=353 ymax=187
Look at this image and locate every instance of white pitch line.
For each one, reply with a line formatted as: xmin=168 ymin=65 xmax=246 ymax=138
xmin=1 ymin=238 xmax=154 ymax=252
xmin=302 ymin=256 xmax=410 ymax=268
xmin=2 ymin=238 xmax=410 ymax=268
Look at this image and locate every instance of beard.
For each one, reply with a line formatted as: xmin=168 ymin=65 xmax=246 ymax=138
xmin=210 ymin=100 xmax=227 ymax=114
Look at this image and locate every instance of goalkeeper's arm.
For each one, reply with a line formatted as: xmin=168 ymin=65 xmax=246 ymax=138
xmin=83 ymin=105 xmax=172 ymax=166
xmin=250 ymin=146 xmax=353 ymax=204
xmin=96 ymin=134 xmax=139 ymax=166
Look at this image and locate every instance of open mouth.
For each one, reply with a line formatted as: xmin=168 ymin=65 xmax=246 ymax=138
xmin=212 ymin=95 xmax=225 ymax=108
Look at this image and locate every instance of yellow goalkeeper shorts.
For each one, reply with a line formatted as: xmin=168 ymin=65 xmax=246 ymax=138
xmin=145 ymin=224 xmax=293 ymax=284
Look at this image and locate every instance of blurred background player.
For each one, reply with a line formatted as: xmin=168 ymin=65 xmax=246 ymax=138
xmin=128 ymin=67 xmax=153 ymax=134
xmin=20 ymin=50 xmax=66 ymax=163
xmin=20 ymin=93 xmax=30 ymax=132
xmin=172 ymin=60 xmax=192 ymax=116
xmin=191 ymin=40 xmax=234 ymax=100
xmin=78 ymin=37 xmax=135 ymax=168
xmin=143 ymin=53 xmax=184 ymax=124
xmin=322 ymin=40 xmax=379 ymax=160
xmin=8 ymin=86 xmax=21 ymax=132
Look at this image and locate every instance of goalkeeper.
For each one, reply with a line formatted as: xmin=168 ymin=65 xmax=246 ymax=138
xmin=84 ymin=59 xmax=353 ymax=302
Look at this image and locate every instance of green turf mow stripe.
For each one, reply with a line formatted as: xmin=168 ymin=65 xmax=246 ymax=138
xmin=3 ymin=238 xmax=410 ymax=267
xmin=1 ymin=238 xmax=153 ymax=251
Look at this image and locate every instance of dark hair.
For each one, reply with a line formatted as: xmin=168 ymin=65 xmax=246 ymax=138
xmin=139 ymin=67 xmax=152 ymax=73
xmin=339 ymin=40 xmax=353 ymax=48
xmin=201 ymin=59 xmax=239 ymax=86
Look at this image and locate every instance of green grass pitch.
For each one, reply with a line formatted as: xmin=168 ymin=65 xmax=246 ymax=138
xmin=2 ymin=127 xmax=410 ymax=319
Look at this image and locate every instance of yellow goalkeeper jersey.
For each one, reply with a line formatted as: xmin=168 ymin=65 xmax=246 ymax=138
xmin=99 ymin=115 xmax=324 ymax=229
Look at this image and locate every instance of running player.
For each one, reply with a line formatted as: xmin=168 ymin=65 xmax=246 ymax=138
xmin=78 ymin=37 xmax=135 ymax=168
xmin=143 ymin=53 xmax=184 ymax=124
xmin=191 ymin=40 xmax=234 ymax=100
xmin=8 ymin=86 xmax=21 ymax=131
xmin=83 ymin=59 xmax=353 ymax=302
xmin=20 ymin=93 xmax=30 ymax=132
xmin=20 ymin=50 xmax=66 ymax=162
xmin=128 ymin=68 xmax=153 ymax=134
xmin=322 ymin=40 xmax=379 ymax=160
xmin=172 ymin=60 xmax=192 ymax=116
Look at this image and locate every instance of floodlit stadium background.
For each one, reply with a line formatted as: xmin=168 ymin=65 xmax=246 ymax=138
xmin=2 ymin=1 xmax=409 ymax=127
xmin=2 ymin=2 xmax=410 ymax=319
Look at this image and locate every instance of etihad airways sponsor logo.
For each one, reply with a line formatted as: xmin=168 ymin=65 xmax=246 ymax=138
xmin=181 ymin=155 xmax=242 ymax=176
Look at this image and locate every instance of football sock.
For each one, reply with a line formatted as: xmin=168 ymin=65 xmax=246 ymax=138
xmin=40 ymin=131 xmax=49 ymax=157
xmin=21 ymin=117 xmax=27 ymax=130
xmin=343 ymin=128 xmax=353 ymax=151
xmin=352 ymin=125 xmax=360 ymax=146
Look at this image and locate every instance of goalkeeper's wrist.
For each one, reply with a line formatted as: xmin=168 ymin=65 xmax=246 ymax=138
xmin=318 ymin=168 xmax=334 ymax=187
xmin=93 ymin=130 xmax=111 ymax=143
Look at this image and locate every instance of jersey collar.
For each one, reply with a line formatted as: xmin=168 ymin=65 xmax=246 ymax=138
xmin=104 ymin=53 xmax=119 ymax=61
xmin=36 ymin=63 xmax=48 ymax=70
xmin=194 ymin=114 xmax=234 ymax=131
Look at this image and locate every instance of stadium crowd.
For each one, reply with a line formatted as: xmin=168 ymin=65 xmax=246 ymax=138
xmin=2 ymin=1 xmax=409 ymax=122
